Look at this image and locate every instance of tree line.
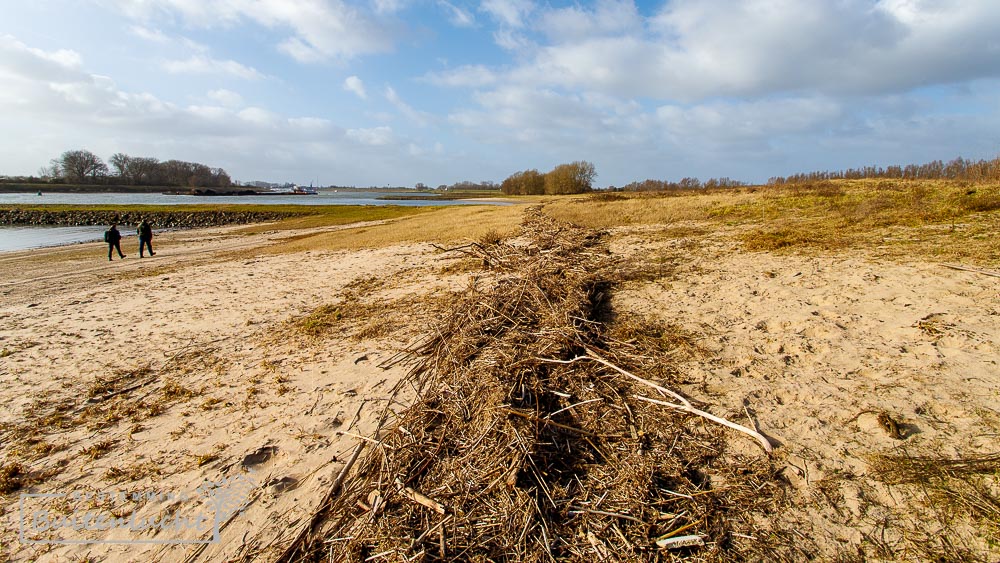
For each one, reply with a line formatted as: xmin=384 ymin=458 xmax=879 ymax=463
xmin=767 ymin=156 xmax=1000 ymax=185
xmin=500 ymin=161 xmax=596 ymax=195
xmin=615 ymin=177 xmax=747 ymax=192
xmin=30 ymin=149 xmax=233 ymax=188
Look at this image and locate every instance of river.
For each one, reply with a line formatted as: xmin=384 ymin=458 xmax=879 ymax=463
xmin=0 ymin=191 xmax=505 ymax=252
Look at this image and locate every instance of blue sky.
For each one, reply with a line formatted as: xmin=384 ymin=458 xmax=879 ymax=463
xmin=2 ymin=0 xmax=999 ymax=187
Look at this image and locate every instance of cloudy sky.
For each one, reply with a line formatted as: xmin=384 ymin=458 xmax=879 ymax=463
xmin=2 ymin=0 xmax=999 ymax=187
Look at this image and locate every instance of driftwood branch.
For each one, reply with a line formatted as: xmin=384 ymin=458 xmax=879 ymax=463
xmin=635 ymin=395 xmax=773 ymax=454
xmin=536 ymin=351 xmax=691 ymax=408
xmin=540 ymin=350 xmax=772 ymax=454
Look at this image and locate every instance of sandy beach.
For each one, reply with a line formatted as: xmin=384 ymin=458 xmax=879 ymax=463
xmin=1 ymin=200 xmax=998 ymax=561
xmin=1 ymin=221 xmax=483 ymax=561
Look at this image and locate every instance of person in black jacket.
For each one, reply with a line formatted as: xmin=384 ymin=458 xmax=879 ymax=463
xmin=137 ymin=218 xmax=155 ymax=257
xmin=104 ymin=224 xmax=126 ymax=261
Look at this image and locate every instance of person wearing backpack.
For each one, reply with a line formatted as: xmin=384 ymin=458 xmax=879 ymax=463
xmin=104 ymin=224 xmax=126 ymax=261
xmin=137 ymin=218 xmax=155 ymax=257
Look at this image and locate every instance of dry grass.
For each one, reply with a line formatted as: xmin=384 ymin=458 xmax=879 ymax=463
xmin=286 ymin=265 xmax=464 ymax=343
xmin=81 ymin=440 xmax=116 ymax=460
xmin=233 ymin=205 xmax=433 ymax=235
xmin=251 ymin=204 xmax=524 ymax=255
xmin=544 ymin=180 xmax=1000 ymax=265
xmin=868 ymin=450 xmax=1000 ymax=560
xmin=0 ymin=462 xmax=25 ymax=494
xmin=105 ymin=461 xmax=161 ymax=483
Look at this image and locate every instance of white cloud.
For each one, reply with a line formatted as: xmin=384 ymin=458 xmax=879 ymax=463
xmin=110 ymin=0 xmax=395 ymax=61
xmin=344 ymin=75 xmax=367 ymax=99
xmin=480 ymin=0 xmax=533 ymax=27
xmin=438 ymin=0 xmax=476 ymax=27
xmin=492 ymin=29 xmax=532 ymax=52
xmin=207 ymin=89 xmax=244 ymax=107
xmin=346 ymin=126 xmax=394 ymax=145
xmin=424 ymin=65 xmax=497 ymax=88
xmin=449 ymin=85 xmax=644 ymax=148
xmin=537 ymin=0 xmax=641 ymax=42
xmin=385 ymin=86 xmax=431 ymax=126
xmin=129 ymin=25 xmax=171 ymax=43
xmin=0 ymin=34 xmax=458 ymax=187
xmin=470 ymin=0 xmax=1000 ymax=102
xmin=0 ymin=34 xmax=83 ymax=81
xmin=237 ymin=107 xmax=279 ymax=126
xmin=164 ymin=56 xmax=263 ymax=79
xmin=371 ymin=0 xmax=407 ymax=14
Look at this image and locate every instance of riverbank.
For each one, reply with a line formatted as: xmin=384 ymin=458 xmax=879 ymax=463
xmin=0 ymin=203 xmax=436 ymax=229
xmin=1 ymin=191 xmax=997 ymax=561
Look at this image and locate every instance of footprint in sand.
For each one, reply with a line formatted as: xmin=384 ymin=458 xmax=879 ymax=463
xmin=265 ymin=476 xmax=299 ymax=495
xmin=241 ymin=444 xmax=278 ymax=469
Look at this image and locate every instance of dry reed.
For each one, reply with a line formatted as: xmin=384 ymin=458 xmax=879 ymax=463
xmin=280 ymin=208 xmax=784 ymax=562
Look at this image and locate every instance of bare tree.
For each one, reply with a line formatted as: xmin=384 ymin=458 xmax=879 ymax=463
xmin=109 ymin=153 xmax=133 ymax=183
xmin=60 ymin=149 xmax=107 ymax=184
xmin=132 ymin=157 xmax=160 ymax=185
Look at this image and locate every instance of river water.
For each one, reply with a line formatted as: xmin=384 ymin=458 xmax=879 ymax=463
xmin=0 ymin=191 xmax=503 ymax=252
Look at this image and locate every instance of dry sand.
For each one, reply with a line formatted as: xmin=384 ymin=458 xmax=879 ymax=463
xmin=1 ymin=215 xmax=998 ymax=560
xmin=1 ymin=224 xmax=477 ymax=561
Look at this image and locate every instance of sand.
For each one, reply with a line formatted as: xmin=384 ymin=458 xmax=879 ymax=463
xmin=1 ymin=217 xmax=997 ymax=560
xmin=0 ymin=224 xmax=475 ymax=561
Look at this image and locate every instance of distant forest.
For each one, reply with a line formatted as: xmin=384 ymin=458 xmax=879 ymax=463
xmin=767 ymin=155 xmax=1000 ymax=185
xmin=4 ymin=152 xmax=999 ymax=193
xmin=2 ymin=149 xmax=233 ymax=188
xmin=604 ymin=155 xmax=1000 ymax=193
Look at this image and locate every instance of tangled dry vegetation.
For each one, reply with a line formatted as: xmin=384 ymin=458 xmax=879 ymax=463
xmin=866 ymin=451 xmax=1000 ymax=560
xmin=279 ymin=209 xmax=791 ymax=562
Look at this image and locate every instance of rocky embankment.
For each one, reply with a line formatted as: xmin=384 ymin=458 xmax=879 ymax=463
xmin=0 ymin=208 xmax=306 ymax=228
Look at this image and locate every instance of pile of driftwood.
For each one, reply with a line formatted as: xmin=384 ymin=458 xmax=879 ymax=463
xmin=284 ymin=209 xmax=781 ymax=562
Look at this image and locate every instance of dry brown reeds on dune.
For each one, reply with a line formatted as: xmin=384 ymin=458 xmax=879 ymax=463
xmin=279 ymin=208 xmax=787 ymax=562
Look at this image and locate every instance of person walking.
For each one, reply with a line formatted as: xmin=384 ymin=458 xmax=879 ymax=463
xmin=104 ymin=224 xmax=126 ymax=261
xmin=137 ymin=218 xmax=155 ymax=257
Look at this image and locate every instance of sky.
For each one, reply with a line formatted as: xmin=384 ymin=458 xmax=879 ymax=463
xmin=1 ymin=0 xmax=1000 ymax=188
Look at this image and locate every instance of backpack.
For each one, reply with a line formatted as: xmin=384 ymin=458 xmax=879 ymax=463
xmin=104 ymin=230 xmax=112 ymax=243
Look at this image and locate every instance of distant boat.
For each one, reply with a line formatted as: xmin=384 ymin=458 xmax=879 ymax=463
xmin=37 ymin=191 xmax=42 ymax=196
xmin=291 ymin=185 xmax=318 ymax=195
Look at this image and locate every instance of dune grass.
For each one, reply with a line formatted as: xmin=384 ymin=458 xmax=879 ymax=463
xmin=249 ymin=204 xmax=526 ymax=255
xmin=232 ymin=205 xmax=434 ymax=233
xmin=543 ymin=180 xmax=1000 ymax=265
